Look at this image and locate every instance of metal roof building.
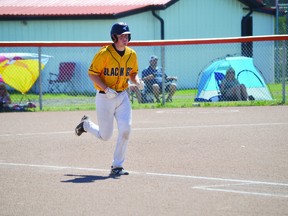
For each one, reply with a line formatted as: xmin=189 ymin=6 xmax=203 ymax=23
xmin=0 ymin=0 xmax=277 ymax=91
xmin=0 ymin=0 xmax=275 ymax=41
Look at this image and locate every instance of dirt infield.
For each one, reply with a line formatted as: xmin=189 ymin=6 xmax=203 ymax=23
xmin=1 ymin=106 xmax=288 ymax=216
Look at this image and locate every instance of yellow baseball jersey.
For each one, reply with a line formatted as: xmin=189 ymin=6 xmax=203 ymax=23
xmin=88 ymin=44 xmax=138 ymax=91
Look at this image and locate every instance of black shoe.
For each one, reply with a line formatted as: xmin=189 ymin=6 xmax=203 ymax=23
xmin=110 ymin=166 xmax=129 ymax=175
xmin=75 ymin=115 xmax=89 ymax=136
xmin=248 ymin=95 xmax=255 ymax=101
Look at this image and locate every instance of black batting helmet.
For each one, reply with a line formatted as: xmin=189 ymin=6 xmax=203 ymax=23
xmin=110 ymin=22 xmax=131 ymax=42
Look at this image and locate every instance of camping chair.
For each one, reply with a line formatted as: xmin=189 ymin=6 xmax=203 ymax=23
xmin=214 ymin=72 xmax=225 ymax=101
xmin=48 ymin=62 xmax=76 ymax=93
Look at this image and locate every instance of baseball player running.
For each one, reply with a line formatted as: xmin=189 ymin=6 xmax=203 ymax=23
xmin=75 ymin=22 xmax=144 ymax=175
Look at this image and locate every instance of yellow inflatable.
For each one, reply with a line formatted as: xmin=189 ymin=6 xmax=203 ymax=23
xmin=0 ymin=53 xmax=51 ymax=94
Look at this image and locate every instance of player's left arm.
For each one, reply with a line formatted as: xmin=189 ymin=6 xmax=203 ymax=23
xmin=130 ymin=74 xmax=144 ymax=90
xmin=128 ymin=52 xmax=144 ymax=89
xmin=129 ymin=73 xmax=140 ymax=85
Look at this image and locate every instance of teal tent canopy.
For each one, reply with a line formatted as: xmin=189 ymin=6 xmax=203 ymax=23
xmin=195 ymin=56 xmax=273 ymax=102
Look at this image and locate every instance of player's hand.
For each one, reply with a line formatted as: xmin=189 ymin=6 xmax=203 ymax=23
xmin=104 ymin=87 xmax=118 ymax=99
xmin=136 ymin=80 xmax=145 ymax=90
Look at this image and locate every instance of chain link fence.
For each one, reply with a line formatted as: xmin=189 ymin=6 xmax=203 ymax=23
xmin=276 ymin=2 xmax=288 ymax=35
xmin=0 ymin=36 xmax=287 ymax=111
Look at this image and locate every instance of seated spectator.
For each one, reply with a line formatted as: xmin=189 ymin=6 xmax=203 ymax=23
xmin=220 ymin=67 xmax=248 ymax=101
xmin=0 ymin=83 xmax=12 ymax=111
xmin=142 ymin=55 xmax=177 ymax=103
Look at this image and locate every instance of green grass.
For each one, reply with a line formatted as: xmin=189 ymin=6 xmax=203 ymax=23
xmin=130 ymin=83 xmax=287 ymax=109
xmin=7 ymin=83 xmax=288 ymax=112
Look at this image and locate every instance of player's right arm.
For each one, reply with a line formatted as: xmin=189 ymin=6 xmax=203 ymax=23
xmin=88 ymin=74 xmax=107 ymax=91
xmin=88 ymin=47 xmax=108 ymax=91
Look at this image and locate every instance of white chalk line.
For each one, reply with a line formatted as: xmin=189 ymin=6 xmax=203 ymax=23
xmin=193 ymin=182 xmax=288 ymax=198
xmin=193 ymin=187 xmax=288 ymax=198
xmin=192 ymin=182 xmax=288 ymax=198
xmin=145 ymin=172 xmax=288 ymax=187
xmin=0 ymin=122 xmax=287 ymax=137
xmin=0 ymin=162 xmax=108 ymax=172
xmin=0 ymin=131 xmax=73 ymax=137
xmin=0 ymin=162 xmax=288 ymax=198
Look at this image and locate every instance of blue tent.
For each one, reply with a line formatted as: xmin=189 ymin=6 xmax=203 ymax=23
xmin=194 ymin=56 xmax=273 ymax=102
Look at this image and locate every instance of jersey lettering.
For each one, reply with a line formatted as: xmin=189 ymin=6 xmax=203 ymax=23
xmin=104 ymin=68 xmax=109 ymax=76
xmin=120 ymin=68 xmax=124 ymax=76
xmin=103 ymin=67 xmax=130 ymax=77
xmin=126 ymin=67 xmax=132 ymax=76
xmin=110 ymin=68 xmax=115 ymax=76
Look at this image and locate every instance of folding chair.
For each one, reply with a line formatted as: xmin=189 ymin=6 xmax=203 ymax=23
xmin=48 ymin=62 xmax=76 ymax=93
xmin=214 ymin=72 xmax=225 ymax=101
xmin=215 ymin=72 xmax=225 ymax=90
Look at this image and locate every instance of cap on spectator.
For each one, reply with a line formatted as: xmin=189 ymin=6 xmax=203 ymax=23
xmin=150 ymin=55 xmax=158 ymax=61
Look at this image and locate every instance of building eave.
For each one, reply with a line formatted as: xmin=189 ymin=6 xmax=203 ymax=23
xmin=0 ymin=0 xmax=179 ymax=21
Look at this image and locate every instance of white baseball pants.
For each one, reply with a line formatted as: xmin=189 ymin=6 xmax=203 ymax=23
xmin=83 ymin=90 xmax=132 ymax=168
